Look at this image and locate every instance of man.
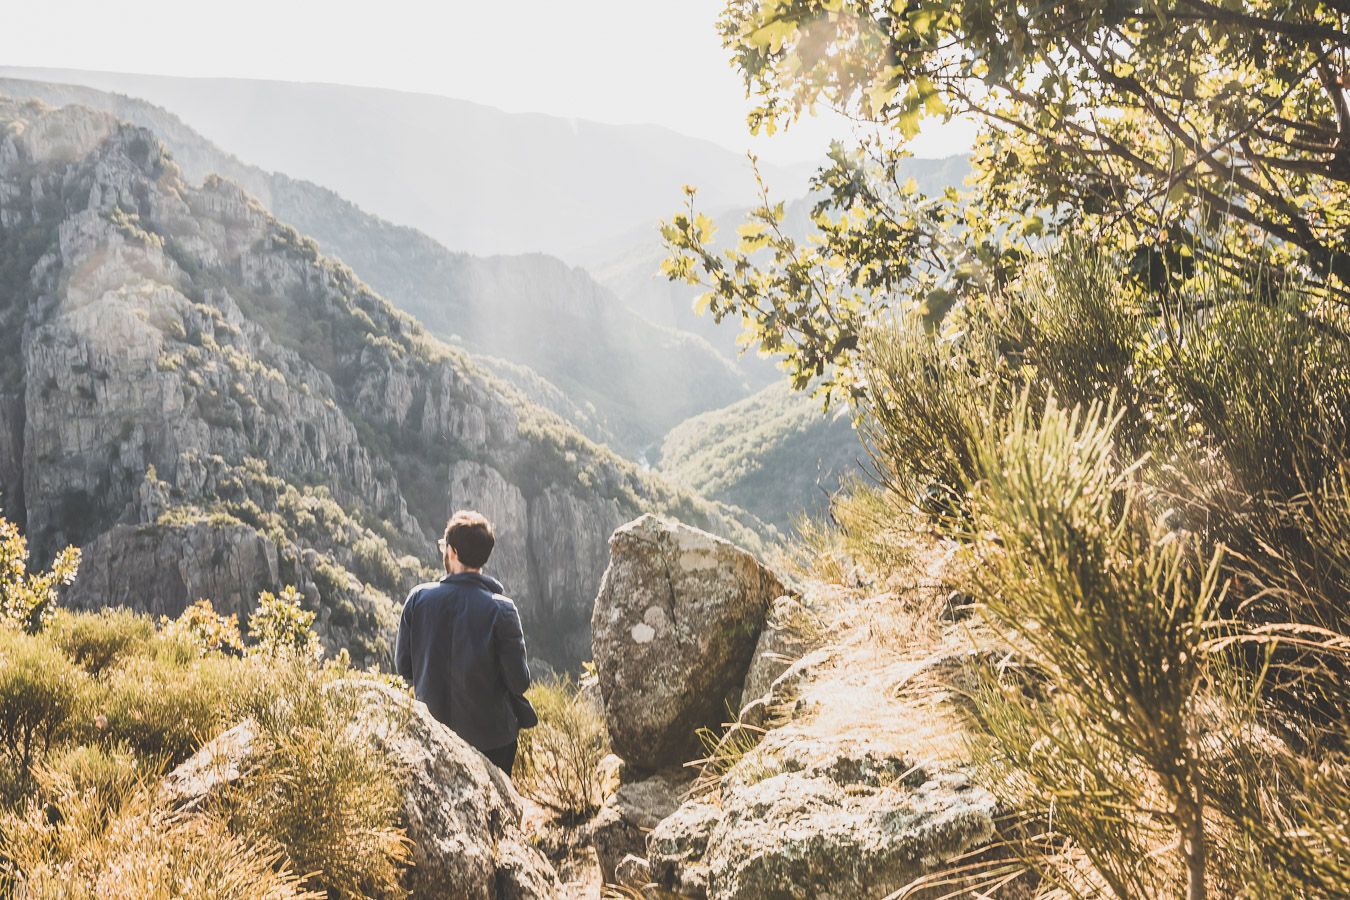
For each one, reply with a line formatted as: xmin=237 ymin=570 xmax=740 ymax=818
xmin=395 ymin=510 xmax=533 ymax=775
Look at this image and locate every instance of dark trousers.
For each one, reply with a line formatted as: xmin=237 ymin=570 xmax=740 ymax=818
xmin=483 ymin=740 xmax=517 ymax=776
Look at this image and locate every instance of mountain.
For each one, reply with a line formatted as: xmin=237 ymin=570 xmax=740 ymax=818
xmin=0 ymin=77 xmax=752 ymax=454
xmin=657 ymin=382 xmax=864 ymax=532
xmin=0 ymin=97 xmax=767 ymax=670
xmin=0 ymin=67 xmax=814 ymax=259
xmin=585 ymin=155 xmax=972 ymax=373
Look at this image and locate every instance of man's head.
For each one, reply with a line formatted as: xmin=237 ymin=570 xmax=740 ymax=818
xmin=440 ymin=510 xmax=495 ymax=573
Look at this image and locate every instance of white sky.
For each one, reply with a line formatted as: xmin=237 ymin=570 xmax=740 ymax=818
xmin=1 ymin=0 xmax=975 ymax=165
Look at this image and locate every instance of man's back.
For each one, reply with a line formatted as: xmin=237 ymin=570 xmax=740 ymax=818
xmin=394 ymin=571 xmax=531 ymax=754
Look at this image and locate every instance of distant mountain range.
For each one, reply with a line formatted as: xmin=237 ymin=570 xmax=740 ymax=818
xmin=0 ymin=67 xmax=816 ymax=259
xmin=0 ymin=77 xmax=752 ymax=453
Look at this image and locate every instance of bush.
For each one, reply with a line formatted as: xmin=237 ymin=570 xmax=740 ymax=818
xmin=48 ymin=609 xmax=156 ymax=675
xmin=35 ymin=743 xmax=143 ymax=816
xmin=0 ymin=629 xmax=88 ymax=793
xmin=88 ymin=654 xmax=256 ymax=767
xmin=852 ymin=245 xmax=1350 ymax=896
xmin=515 ymin=676 xmax=609 ymax=821
xmin=248 ymin=586 xmax=319 ymax=659
xmin=225 ymin=663 xmax=409 ymax=899
xmin=0 ymin=784 xmax=317 ymax=899
xmin=0 ymin=518 xmax=80 ymax=634
xmin=159 ymin=600 xmax=244 ymax=657
xmin=860 ymin=315 xmax=1012 ymax=512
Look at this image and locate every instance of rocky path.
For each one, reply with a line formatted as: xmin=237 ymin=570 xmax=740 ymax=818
xmin=589 ymin=518 xmax=1016 ymax=899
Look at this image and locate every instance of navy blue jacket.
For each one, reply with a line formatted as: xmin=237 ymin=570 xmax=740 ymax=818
xmin=394 ymin=572 xmax=532 ymax=752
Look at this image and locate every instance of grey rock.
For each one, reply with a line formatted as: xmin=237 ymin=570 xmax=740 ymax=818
xmin=161 ymin=718 xmax=258 ymax=812
xmin=653 ymin=761 xmax=996 ymax=900
xmin=740 ymin=595 xmax=810 ymax=709
xmin=646 ymin=799 xmax=722 ymax=898
xmin=592 ymin=766 xmax=693 ymax=886
xmin=615 ymin=853 xmax=652 ymax=890
xmin=66 ymin=522 xmax=280 ymax=622
xmin=163 ymin=679 xmax=559 ymax=898
xmin=591 ymin=515 xmax=784 ymax=769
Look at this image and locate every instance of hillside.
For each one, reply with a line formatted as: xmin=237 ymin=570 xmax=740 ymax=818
xmin=585 ymin=155 xmax=971 ymax=373
xmin=658 ymin=382 xmax=863 ymax=531
xmin=0 ymin=66 xmax=814 ymax=259
xmin=0 ymin=97 xmax=767 ymax=669
xmin=0 ymin=77 xmax=752 ymax=453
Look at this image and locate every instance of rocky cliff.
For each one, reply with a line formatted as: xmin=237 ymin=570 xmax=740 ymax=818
xmin=0 ymin=78 xmax=753 ymax=454
xmin=0 ymin=98 xmax=767 ymax=668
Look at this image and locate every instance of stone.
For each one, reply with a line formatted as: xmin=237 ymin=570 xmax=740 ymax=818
xmin=646 ymin=799 xmax=722 ymax=898
xmin=651 ymin=761 xmax=997 ymax=900
xmin=592 ymin=515 xmax=785 ymax=769
xmin=162 ymin=679 xmax=559 ymax=897
xmin=740 ymin=594 xmax=811 ymax=708
xmin=614 ymin=854 xmax=652 ymax=890
xmin=591 ymin=766 xmax=694 ymax=886
xmin=161 ymin=718 xmax=258 ymax=813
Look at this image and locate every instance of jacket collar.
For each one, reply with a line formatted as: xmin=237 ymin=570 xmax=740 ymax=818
xmin=440 ymin=571 xmax=505 ymax=594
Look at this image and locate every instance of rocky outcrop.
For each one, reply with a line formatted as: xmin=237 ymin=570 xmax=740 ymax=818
xmin=163 ymin=680 xmax=559 ymax=898
xmin=591 ymin=515 xmax=785 ymax=769
xmin=0 ymin=98 xmax=769 ymax=669
xmin=65 ymin=522 xmax=280 ymax=621
xmin=0 ymin=392 xmax=23 ymax=522
xmin=648 ymin=761 xmax=997 ymax=900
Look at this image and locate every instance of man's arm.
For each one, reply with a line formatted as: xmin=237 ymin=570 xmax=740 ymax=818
xmin=493 ymin=600 xmax=531 ymax=696
xmin=395 ymin=591 xmax=416 ymax=683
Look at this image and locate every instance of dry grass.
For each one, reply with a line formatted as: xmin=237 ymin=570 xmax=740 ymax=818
xmin=515 ymin=676 xmax=610 ymax=823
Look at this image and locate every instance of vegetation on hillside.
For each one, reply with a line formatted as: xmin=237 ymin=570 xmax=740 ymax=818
xmin=658 ymin=381 xmax=862 ymax=531
xmin=0 ymin=519 xmax=408 ymax=897
xmin=664 ymin=3 xmax=1350 ymax=896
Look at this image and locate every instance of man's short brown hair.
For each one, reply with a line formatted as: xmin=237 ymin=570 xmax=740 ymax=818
xmin=444 ymin=510 xmax=495 ymax=569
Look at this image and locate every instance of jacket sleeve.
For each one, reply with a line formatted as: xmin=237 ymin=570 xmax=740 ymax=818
xmin=394 ymin=591 xmax=416 ymax=684
xmin=493 ymin=600 xmax=532 ymax=696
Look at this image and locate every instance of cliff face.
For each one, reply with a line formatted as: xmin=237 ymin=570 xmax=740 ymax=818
xmin=0 ymin=78 xmax=752 ymax=455
xmin=0 ymin=98 xmax=766 ymax=668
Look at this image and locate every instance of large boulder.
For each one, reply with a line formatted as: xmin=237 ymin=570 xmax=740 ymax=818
xmin=163 ymin=679 xmax=558 ymax=898
xmin=591 ymin=514 xmax=785 ymax=769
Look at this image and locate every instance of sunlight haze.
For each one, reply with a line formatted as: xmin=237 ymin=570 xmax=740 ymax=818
xmin=0 ymin=0 xmax=974 ymax=164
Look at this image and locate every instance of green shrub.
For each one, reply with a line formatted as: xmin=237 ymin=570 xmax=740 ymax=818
xmin=963 ymin=395 xmax=1223 ymax=897
xmin=89 ymin=654 xmax=255 ymax=767
xmin=515 ymin=676 xmax=609 ymax=821
xmin=159 ymin=599 xmax=244 ymax=657
xmin=0 ymin=629 xmax=88 ymax=793
xmin=35 ymin=743 xmax=144 ymax=816
xmin=48 ymin=609 xmax=156 ymax=675
xmin=0 ymin=784 xmax=318 ymax=899
xmin=225 ymin=663 xmax=409 ymax=899
xmin=860 ymin=315 xmax=1012 ymax=512
xmin=0 ymin=518 xmax=80 ymax=634
xmin=850 ymin=245 xmax=1350 ymax=895
xmin=248 ymin=586 xmax=319 ymax=659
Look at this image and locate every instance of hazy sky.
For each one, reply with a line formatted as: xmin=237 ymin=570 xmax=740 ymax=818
xmin=2 ymin=0 xmax=975 ymax=164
